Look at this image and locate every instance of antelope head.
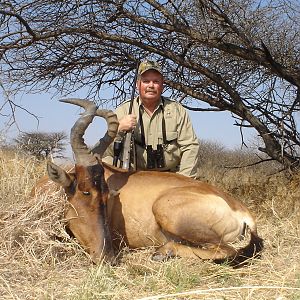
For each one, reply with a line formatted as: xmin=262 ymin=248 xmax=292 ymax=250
xmin=47 ymin=98 xmax=118 ymax=264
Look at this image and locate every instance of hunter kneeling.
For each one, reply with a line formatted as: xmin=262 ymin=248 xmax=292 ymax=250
xmin=102 ymin=60 xmax=200 ymax=179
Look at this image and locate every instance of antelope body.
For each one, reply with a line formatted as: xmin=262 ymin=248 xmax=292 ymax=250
xmin=45 ymin=99 xmax=263 ymax=265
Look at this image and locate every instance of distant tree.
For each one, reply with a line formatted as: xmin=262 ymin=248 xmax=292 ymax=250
xmin=0 ymin=0 xmax=299 ymax=171
xmin=14 ymin=132 xmax=67 ymax=160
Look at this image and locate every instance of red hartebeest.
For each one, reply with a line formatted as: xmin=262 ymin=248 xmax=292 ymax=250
xmin=44 ymin=99 xmax=263 ymax=265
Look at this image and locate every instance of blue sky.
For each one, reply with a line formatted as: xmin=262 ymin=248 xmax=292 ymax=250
xmin=1 ymin=91 xmax=256 ymax=157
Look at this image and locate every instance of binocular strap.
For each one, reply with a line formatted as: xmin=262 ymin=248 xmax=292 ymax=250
xmin=138 ymin=98 xmax=167 ymax=149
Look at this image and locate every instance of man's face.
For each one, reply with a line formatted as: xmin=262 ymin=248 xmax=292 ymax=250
xmin=137 ymin=70 xmax=164 ymax=104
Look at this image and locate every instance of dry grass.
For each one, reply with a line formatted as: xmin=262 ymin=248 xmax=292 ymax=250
xmin=0 ymin=149 xmax=300 ymax=299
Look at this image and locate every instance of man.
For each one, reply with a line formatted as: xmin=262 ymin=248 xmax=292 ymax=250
xmin=102 ymin=60 xmax=200 ymax=178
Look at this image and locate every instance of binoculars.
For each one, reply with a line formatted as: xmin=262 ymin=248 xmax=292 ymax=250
xmin=146 ymin=144 xmax=165 ymax=169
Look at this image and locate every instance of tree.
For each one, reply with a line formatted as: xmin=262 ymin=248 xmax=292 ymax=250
xmin=14 ymin=132 xmax=67 ymax=160
xmin=0 ymin=0 xmax=299 ymax=171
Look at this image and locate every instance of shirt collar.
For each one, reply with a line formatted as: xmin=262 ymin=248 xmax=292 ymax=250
xmin=136 ymin=96 xmax=164 ymax=111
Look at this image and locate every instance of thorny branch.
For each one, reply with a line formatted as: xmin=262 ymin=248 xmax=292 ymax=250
xmin=0 ymin=0 xmax=299 ymax=171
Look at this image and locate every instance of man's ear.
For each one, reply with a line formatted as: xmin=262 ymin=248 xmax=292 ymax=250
xmin=47 ymin=161 xmax=74 ymax=188
xmin=136 ymin=79 xmax=140 ymax=89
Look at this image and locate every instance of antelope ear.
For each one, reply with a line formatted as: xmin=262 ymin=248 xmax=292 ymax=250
xmin=47 ymin=161 xmax=74 ymax=188
xmin=109 ymin=189 xmax=120 ymax=198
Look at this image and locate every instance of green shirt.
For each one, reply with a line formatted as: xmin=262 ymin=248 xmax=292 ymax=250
xmin=102 ymin=97 xmax=200 ymax=178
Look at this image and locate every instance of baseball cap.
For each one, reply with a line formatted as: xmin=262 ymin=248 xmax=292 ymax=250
xmin=138 ymin=60 xmax=162 ymax=76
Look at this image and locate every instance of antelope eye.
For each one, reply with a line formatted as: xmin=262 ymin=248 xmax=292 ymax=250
xmin=82 ymin=191 xmax=90 ymax=196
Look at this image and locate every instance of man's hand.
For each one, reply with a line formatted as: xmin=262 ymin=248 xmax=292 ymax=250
xmin=118 ymin=114 xmax=137 ymax=132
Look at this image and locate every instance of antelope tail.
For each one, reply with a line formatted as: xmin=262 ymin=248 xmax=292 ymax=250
xmin=214 ymin=232 xmax=264 ymax=267
xmin=232 ymin=232 xmax=264 ymax=267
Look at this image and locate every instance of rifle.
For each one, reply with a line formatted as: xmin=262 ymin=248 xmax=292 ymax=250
xmin=113 ymin=63 xmax=139 ymax=170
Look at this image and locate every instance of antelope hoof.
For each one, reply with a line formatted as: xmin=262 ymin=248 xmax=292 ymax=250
xmin=151 ymin=248 xmax=175 ymax=261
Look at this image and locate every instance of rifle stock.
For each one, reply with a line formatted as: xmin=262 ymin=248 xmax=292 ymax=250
xmin=121 ymin=131 xmax=133 ymax=170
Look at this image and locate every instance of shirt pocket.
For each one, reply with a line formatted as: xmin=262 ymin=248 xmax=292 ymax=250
xmin=158 ymin=131 xmax=177 ymax=147
xmin=163 ymin=131 xmax=181 ymax=166
xmin=166 ymin=131 xmax=177 ymax=143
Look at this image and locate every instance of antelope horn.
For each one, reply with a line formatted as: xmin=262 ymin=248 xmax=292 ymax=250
xmin=60 ymin=98 xmax=98 ymax=166
xmin=91 ymin=109 xmax=119 ymax=159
